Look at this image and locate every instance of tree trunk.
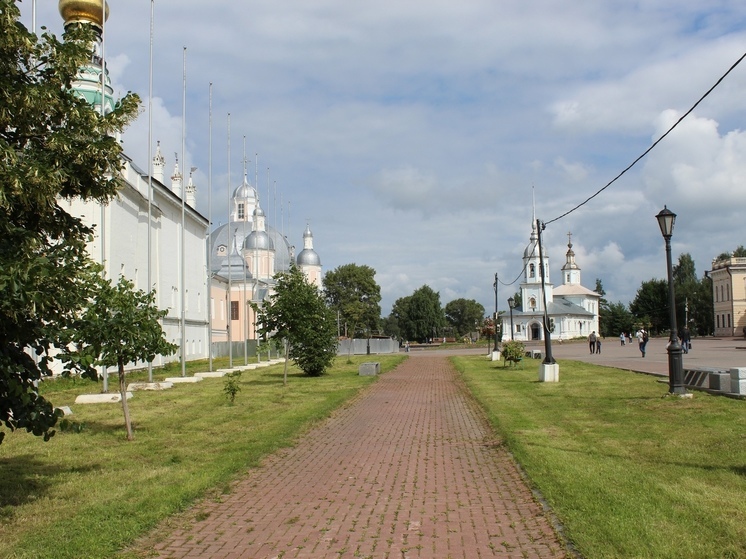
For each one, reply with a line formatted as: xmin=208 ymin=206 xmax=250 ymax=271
xmin=118 ymin=358 xmax=134 ymax=440
xmin=283 ymin=340 xmax=289 ymax=386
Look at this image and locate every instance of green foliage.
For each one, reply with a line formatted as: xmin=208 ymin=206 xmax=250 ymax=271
xmin=258 ymin=265 xmax=338 ymax=376
xmin=734 ymin=245 xmax=746 ymax=257
xmin=600 ymin=301 xmax=635 ymax=337
xmin=630 ymin=278 xmax=668 ymax=334
xmin=323 ymin=263 xmax=382 ymax=338
xmin=223 ymin=371 xmax=243 ymax=404
xmin=0 ymin=2 xmax=140 ymax=444
xmin=444 ymin=298 xmax=485 ymax=337
xmin=61 ymin=273 xmax=177 ymax=439
xmin=501 ymin=340 xmax=524 ymax=365
xmin=390 ymin=285 xmax=446 ymax=342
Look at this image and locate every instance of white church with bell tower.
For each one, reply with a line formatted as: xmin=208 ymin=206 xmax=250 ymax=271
xmin=503 ymin=223 xmax=600 ymax=342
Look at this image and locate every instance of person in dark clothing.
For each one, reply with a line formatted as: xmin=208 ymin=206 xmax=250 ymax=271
xmin=679 ymin=327 xmax=691 ymax=354
xmin=588 ymin=331 xmax=597 ymax=354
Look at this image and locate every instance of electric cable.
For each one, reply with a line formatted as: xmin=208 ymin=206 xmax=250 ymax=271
xmin=544 ymin=50 xmax=746 ymax=227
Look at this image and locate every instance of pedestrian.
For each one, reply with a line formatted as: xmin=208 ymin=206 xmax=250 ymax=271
xmin=596 ymin=337 xmax=602 ymax=354
xmin=679 ymin=327 xmax=691 ymax=354
xmin=588 ymin=331 xmax=597 ymax=354
xmin=619 ymin=332 xmax=625 ymax=346
xmin=639 ymin=329 xmax=649 ymax=358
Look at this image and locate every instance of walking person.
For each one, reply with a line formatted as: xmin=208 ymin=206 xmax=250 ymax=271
xmin=638 ymin=329 xmax=649 ymax=358
xmin=679 ymin=327 xmax=691 ymax=354
xmin=588 ymin=331 xmax=597 ymax=354
xmin=596 ymin=336 xmax=602 ymax=354
xmin=620 ymin=333 xmax=626 ymax=346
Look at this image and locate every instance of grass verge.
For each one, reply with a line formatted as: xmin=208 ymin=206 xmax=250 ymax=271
xmin=452 ymin=356 xmax=746 ymax=559
xmin=0 ymin=354 xmax=405 ymax=559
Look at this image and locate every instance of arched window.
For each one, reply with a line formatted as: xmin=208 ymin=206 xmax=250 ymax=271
xmin=529 ymin=264 xmax=535 ymax=278
xmin=529 ymin=297 xmax=536 ymax=310
xmin=238 ymin=203 xmax=245 ymax=220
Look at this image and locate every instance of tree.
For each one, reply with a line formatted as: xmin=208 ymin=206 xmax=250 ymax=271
xmin=629 ymin=279 xmax=668 ymax=334
xmin=390 ymin=285 xmax=446 ymax=343
xmin=324 ymin=264 xmax=381 ymax=339
xmin=0 ymin=3 xmax=139 ymax=444
xmin=594 ymin=279 xmax=611 ymax=336
xmin=258 ymin=265 xmax=337 ymax=378
xmin=602 ymin=302 xmax=635 ymax=338
xmin=61 ymin=274 xmax=177 ymax=440
xmin=734 ymin=245 xmax=746 ymax=257
xmin=510 ymin=292 xmax=522 ymax=310
xmin=444 ymin=298 xmax=485 ymax=337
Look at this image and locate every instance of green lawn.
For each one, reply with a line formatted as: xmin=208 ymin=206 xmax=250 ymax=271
xmin=0 ymin=355 xmax=405 ymax=559
xmin=452 ymin=356 xmax=746 ymax=559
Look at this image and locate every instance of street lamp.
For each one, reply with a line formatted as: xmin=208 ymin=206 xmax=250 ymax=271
xmin=656 ymin=206 xmax=687 ymax=396
xmin=508 ymin=297 xmax=515 ymax=341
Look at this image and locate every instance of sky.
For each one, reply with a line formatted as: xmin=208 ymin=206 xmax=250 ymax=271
xmin=24 ymin=1 xmax=746 ymax=316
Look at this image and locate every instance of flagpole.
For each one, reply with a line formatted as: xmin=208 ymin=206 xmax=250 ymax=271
xmin=207 ymin=82 xmax=213 ymax=372
xmin=180 ymin=46 xmax=186 ymax=377
xmin=147 ymin=0 xmax=155 ymax=381
xmin=100 ymin=0 xmax=108 ymax=392
xmin=227 ymin=113 xmax=232 ymax=369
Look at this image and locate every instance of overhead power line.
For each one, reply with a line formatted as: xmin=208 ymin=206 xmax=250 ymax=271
xmin=544 ymin=50 xmax=746 ymax=227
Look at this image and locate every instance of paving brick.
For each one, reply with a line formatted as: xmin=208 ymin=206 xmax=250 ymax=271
xmin=147 ymin=354 xmax=568 ymax=558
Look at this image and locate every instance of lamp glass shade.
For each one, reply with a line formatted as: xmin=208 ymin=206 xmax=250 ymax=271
xmin=656 ymin=206 xmax=676 ymax=238
xmin=508 ymin=297 xmax=515 ymax=309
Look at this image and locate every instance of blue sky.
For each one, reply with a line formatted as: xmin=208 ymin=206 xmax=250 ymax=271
xmin=25 ymin=1 xmax=746 ymax=315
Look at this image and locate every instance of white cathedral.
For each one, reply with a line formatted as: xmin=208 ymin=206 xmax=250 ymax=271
xmin=502 ymin=222 xmax=600 ymax=342
xmin=58 ymin=0 xmax=321 ymax=363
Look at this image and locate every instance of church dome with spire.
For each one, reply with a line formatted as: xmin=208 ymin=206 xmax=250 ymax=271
xmin=296 ymin=224 xmax=321 ymax=266
xmin=59 ymin=0 xmax=109 ymax=30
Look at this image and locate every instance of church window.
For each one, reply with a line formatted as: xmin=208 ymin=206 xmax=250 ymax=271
xmin=566 ymin=273 xmax=570 ymax=283
xmin=529 ymin=264 xmax=535 ymax=278
xmin=217 ymin=244 xmax=227 ymax=255
xmin=231 ymin=300 xmax=239 ymax=320
xmin=726 ymin=284 xmax=730 ymax=301
xmin=529 ymin=297 xmax=536 ymax=310
xmin=238 ymin=203 xmax=245 ymax=220
xmin=717 ymin=315 xmax=720 ymax=328
xmin=728 ymin=314 xmax=731 ymax=328
xmin=716 ymin=285 xmax=719 ymax=302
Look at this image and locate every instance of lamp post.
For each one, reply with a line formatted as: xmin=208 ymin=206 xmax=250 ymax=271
xmin=493 ymin=273 xmax=499 ymax=352
xmin=656 ymin=206 xmax=687 ymax=396
xmin=508 ymin=297 xmax=515 ymax=341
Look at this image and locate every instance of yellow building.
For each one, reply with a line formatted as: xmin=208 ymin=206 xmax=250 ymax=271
xmin=710 ymin=256 xmax=746 ymax=337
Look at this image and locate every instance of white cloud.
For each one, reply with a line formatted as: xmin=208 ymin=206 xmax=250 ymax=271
xmin=21 ymin=0 xmax=746 ymax=315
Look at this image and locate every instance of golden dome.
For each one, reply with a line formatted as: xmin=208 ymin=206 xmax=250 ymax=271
xmin=58 ymin=0 xmax=109 ymax=28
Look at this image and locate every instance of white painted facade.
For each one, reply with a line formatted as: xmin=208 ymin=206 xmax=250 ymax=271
xmin=65 ymin=154 xmax=210 ymax=365
xmin=502 ymin=225 xmax=600 ymax=342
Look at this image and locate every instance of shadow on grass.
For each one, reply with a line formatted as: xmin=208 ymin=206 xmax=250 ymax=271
xmin=0 ymin=455 xmax=102 ymax=508
xmin=521 ymin=440 xmax=746 ymax=476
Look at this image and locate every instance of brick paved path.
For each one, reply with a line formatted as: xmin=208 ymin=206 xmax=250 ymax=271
xmin=151 ymin=354 xmax=567 ymax=558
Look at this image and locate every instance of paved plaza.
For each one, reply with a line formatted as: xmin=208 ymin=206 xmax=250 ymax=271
xmin=147 ymin=353 xmax=568 ymax=559
xmin=545 ymin=334 xmax=746 ymax=378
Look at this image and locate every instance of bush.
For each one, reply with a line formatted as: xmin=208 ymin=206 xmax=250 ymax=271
xmin=501 ymin=340 xmax=525 ymax=366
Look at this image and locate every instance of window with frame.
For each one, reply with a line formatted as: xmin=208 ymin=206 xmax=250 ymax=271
xmin=231 ymin=300 xmax=239 ymax=320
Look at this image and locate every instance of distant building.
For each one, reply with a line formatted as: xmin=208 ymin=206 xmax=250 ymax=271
xmin=502 ymin=225 xmax=600 ymax=341
xmin=710 ymin=256 xmax=746 ymax=337
xmin=208 ymin=173 xmax=322 ymax=346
